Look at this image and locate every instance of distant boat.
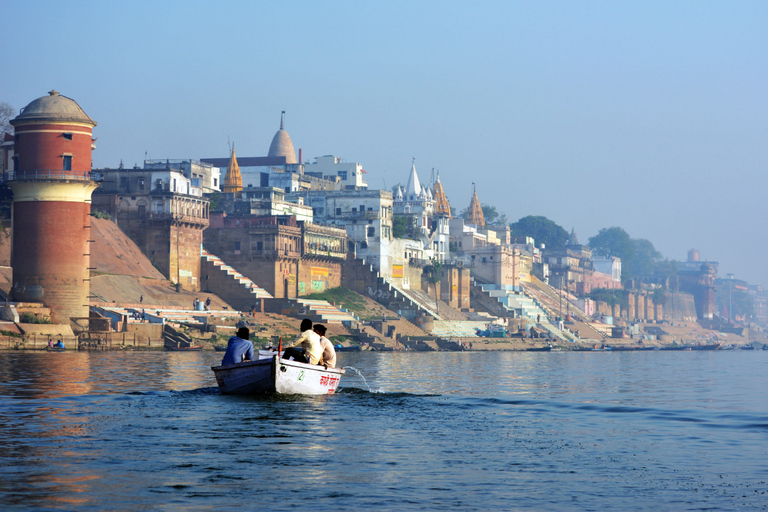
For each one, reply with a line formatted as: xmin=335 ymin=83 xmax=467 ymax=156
xmin=525 ymin=346 xmax=552 ymax=352
xmin=213 ymin=345 xmax=227 ymax=352
xmin=166 ymin=345 xmax=204 ymax=351
xmin=46 ymin=346 xmax=66 ymax=352
xmin=690 ymin=343 xmax=721 ymax=351
xmin=211 ymin=355 xmax=345 ymax=395
xmin=335 ymin=345 xmax=362 ymax=352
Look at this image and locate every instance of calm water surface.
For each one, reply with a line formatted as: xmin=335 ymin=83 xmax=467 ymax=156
xmin=0 ymin=350 xmax=766 ymax=511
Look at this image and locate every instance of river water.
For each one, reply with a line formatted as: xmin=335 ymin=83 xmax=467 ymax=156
xmin=1 ymin=350 xmax=766 ymax=511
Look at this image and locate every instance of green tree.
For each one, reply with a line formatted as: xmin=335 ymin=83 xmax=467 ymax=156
xmin=588 ymin=288 xmax=624 ymax=307
xmin=630 ymin=238 xmax=662 ymax=276
xmin=652 ymin=287 xmax=667 ymax=306
xmin=588 ymin=227 xmax=632 ymax=259
xmin=392 ymin=216 xmax=407 ymax=238
xmin=590 ymin=227 xmax=669 ymax=281
xmin=509 ymin=215 xmax=569 ymax=249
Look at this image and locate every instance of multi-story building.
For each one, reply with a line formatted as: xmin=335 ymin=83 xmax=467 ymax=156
xmin=144 ymin=159 xmax=220 ymax=194
xmin=303 ymin=155 xmax=368 ymax=189
xmin=393 ymin=162 xmax=450 ymax=262
xmin=92 ymin=166 xmax=210 ymax=290
xmin=289 ymin=189 xmax=394 ymax=274
xmin=203 ymin=213 xmax=347 ymax=298
xmin=546 ymin=229 xmax=593 ymax=295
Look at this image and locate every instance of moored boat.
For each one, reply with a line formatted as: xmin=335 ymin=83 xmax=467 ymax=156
xmin=335 ymin=345 xmax=362 ymax=352
xmin=166 ymin=345 xmax=204 ymax=351
xmin=690 ymin=343 xmax=721 ymax=351
xmin=525 ymin=346 xmax=552 ymax=352
xmin=211 ymin=355 xmax=345 ymax=395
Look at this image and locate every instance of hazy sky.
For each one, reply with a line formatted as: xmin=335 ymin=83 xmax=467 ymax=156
xmin=2 ymin=1 xmax=767 ymax=285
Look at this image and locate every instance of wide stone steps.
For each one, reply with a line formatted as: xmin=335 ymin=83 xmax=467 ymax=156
xmin=294 ymin=298 xmax=358 ymax=324
xmin=391 ymin=286 xmax=442 ymax=320
xmin=429 ymin=320 xmax=496 ymax=338
xmin=202 ymin=250 xmax=272 ymax=299
xmin=479 ymin=283 xmax=567 ymax=342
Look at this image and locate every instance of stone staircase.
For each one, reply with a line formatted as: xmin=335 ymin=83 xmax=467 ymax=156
xmin=477 ymin=283 xmax=568 ymax=341
xmin=201 ymin=250 xmax=272 ymax=310
xmin=430 ymin=320 xmax=497 ymax=338
xmin=294 ymin=298 xmax=358 ymax=324
xmin=521 ymin=277 xmax=608 ymax=342
xmin=163 ymin=324 xmax=195 ymax=349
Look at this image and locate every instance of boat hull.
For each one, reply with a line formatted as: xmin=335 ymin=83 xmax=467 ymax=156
xmin=212 ymin=355 xmax=344 ymax=395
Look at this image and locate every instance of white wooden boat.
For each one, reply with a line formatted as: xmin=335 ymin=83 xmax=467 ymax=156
xmin=211 ymin=354 xmax=344 ymax=395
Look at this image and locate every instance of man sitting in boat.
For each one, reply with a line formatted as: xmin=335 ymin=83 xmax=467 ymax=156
xmin=313 ymin=324 xmax=337 ymax=369
xmin=54 ymin=340 xmax=64 ymax=349
xmin=220 ymin=327 xmax=255 ymax=365
xmin=282 ymin=319 xmax=323 ymax=365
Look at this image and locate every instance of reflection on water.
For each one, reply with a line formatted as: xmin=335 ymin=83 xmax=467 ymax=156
xmin=1 ymin=350 xmax=767 ymax=511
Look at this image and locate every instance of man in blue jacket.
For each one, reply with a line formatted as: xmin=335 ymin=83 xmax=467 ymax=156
xmin=221 ymin=327 xmax=254 ymax=365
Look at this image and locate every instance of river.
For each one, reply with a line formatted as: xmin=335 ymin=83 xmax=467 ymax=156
xmin=1 ymin=350 xmax=766 ymax=511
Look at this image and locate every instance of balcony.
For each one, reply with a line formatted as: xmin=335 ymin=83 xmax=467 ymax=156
xmin=4 ymin=170 xmax=99 ymax=182
xmin=338 ymin=210 xmax=381 ymax=220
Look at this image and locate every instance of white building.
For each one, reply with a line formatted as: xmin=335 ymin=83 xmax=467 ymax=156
xmin=303 ymin=155 xmax=367 ymax=189
xmin=289 ymin=189 xmax=394 ymax=274
xmin=238 ymin=187 xmax=313 ymax=222
xmin=393 ymin=161 xmax=450 ymax=262
xmin=144 ymin=159 xmax=220 ymax=194
xmin=592 ymin=256 xmax=622 ymax=283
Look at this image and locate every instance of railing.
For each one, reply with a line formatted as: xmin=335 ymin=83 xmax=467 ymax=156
xmin=338 ymin=210 xmax=381 ymax=220
xmin=4 ymin=170 xmax=99 ymax=182
xmin=305 ymin=246 xmax=346 ymax=259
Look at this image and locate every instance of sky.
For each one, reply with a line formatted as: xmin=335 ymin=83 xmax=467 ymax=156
xmin=2 ymin=1 xmax=767 ymax=285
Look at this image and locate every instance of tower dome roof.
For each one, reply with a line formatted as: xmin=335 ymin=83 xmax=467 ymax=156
xmin=267 ymin=111 xmax=297 ymax=164
xmin=11 ymin=90 xmax=96 ymax=126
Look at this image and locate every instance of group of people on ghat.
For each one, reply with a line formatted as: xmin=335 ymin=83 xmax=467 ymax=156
xmin=220 ymin=318 xmax=336 ymax=369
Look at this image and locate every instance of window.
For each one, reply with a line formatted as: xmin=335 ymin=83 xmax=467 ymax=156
xmin=214 ymin=178 xmax=218 ymax=187
xmin=368 ymin=227 xmax=375 ymax=237
xmin=138 ymin=204 xmax=146 ymax=217
xmin=62 ymin=133 xmax=73 ymax=140
xmin=138 ymin=178 xmax=145 ymax=191
xmin=336 ymin=208 xmax=341 ymax=215
xmin=360 ymin=205 xmax=365 ymax=212
xmin=256 ymin=241 xmax=263 ymax=250
xmin=62 ymin=155 xmax=72 ymax=171
xmin=234 ymin=241 xmax=241 ymax=254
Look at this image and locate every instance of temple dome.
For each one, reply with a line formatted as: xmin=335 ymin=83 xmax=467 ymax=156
xmin=267 ymin=112 xmax=297 ymax=164
xmin=11 ymin=90 xmax=96 ymax=126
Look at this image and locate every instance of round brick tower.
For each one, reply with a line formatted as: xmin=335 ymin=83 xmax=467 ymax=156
xmin=7 ymin=90 xmax=98 ymax=327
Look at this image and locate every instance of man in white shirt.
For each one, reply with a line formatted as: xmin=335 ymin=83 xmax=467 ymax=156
xmin=313 ymin=324 xmax=337 ymax=369
xmin=283 ymin=318 xmax=323 ymax=364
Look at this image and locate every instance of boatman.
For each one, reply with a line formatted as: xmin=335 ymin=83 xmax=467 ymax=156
xmin=221 ymin=327 xmax=254 ymax=365
xmin=313 ymin=324 xmax=337 ymax=368
xmin=283 ymin=319 xmax=323 ymax=365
